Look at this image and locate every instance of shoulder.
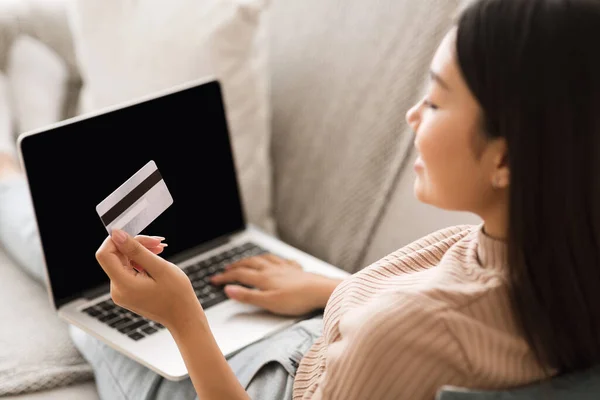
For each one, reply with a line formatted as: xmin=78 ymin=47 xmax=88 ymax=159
xmin=360 ymin=224 xmax=478 ymax=276
xmin=338 ymin=290 xmax=456 ymax=339
xmin=321 ymin=292 xmax=471 ymax=399
xmin=395 ymin=224 xmax=478 ymax=257
xmin=324 ymin=225 xmax=479 ymax=316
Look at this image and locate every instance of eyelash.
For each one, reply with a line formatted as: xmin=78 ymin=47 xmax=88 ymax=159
xmin=423 ymin=99 xmax=438 ymax=110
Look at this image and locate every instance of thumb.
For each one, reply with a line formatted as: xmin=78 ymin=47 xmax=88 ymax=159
xmin=111 ymin=229 xmax=165 ymax=278
xmin=224 ymin=285 xmax=271 ymax=309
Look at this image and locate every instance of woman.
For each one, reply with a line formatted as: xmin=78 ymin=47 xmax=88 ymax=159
xmin=3 ymin=0 xmax=600 ymax=398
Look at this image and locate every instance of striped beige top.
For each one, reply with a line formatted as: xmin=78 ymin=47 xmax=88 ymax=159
xmin=293 ymin=225 xmax=548 ymax=399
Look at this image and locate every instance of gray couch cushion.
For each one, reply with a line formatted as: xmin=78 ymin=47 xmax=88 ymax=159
xmin=268 ymin=0 xmax=464 ymax=272
xmin=436 ymin=366 xmax=600 ymax=400
xmin=0 ymin=248 xmax=92 ymax=396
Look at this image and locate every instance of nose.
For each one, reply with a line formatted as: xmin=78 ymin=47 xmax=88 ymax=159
xmin=405 ymin=101 xmax=421 ymax=132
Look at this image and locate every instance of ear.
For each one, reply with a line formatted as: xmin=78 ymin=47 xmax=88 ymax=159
xmin=490 ymin=138 xmax=510 ymax=189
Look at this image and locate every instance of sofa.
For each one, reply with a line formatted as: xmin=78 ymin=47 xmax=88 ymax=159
xmin=0 ymin=0 xmax=480 ymax=399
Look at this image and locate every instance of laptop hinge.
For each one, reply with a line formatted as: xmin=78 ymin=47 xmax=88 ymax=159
xmin=168 ymin=233 xmax=235 ymax=265
xmin=82 ymin=282 xmax=110 ymax=300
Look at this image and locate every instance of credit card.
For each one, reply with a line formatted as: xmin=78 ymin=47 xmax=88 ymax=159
xmin=96 ymin=160 xmax=173 ymax=237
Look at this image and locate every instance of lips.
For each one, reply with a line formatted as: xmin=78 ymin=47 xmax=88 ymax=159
xmin=414 ymin=156 xmax=424 ymax=171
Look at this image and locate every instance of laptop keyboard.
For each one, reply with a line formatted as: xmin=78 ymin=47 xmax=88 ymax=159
xmin=81 ymin=242 xmax=267 ymax=341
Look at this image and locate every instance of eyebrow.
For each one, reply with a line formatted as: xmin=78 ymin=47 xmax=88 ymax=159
xmin=429 ymin=70 xmax=451 ymax=91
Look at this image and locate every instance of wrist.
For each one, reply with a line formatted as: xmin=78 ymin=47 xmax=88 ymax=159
xmin=167 ymin=301 xmax=209 ymax=339
xmin=308 ymin=275 xmax=343 ymax=310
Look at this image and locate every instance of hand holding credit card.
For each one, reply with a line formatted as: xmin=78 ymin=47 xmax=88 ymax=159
xmin=96 ymin=160 xmax=173 ymax=238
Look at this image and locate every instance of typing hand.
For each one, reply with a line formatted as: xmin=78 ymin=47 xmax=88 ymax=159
xmin=211 ymin=254 xmax=343 ymax=317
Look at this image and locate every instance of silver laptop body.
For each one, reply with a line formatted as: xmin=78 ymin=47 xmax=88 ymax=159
xmin=17 ymin=77 xmax=349 ymax=380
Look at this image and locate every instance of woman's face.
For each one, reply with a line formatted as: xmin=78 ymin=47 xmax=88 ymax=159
xmin=406 ymin=30 xmax=505 ymax=214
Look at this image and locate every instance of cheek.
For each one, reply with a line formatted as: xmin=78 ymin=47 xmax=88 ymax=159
xmin=414 ymin=116 xmax=483 ymax=209
xmin=417 ymin=115 xmax=460 ymax=173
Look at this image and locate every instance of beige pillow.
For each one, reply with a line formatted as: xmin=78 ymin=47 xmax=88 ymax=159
xmin=67 ymin=0 xmax=275 ymax=233
xmin=267 ymin=0 xmax=466 ymax=272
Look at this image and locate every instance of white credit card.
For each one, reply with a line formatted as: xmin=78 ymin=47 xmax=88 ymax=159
xmin=96 ymin=160 xmax=173 ymax=237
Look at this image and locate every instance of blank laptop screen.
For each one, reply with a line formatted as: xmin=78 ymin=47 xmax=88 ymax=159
xmin=19 ymin=80 xmax=245 ymax=308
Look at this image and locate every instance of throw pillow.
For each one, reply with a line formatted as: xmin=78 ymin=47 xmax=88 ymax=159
xmin=67 ymin=0 xmax=274 ymax=233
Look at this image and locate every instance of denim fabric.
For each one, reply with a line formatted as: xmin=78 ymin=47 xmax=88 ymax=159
xmin=0 ymin=176 xmax=47 ymax=284
xmin=70 ymin=316 xmax=323 ymax=400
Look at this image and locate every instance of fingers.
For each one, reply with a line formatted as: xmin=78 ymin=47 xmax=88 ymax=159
xmin=225 ymin=254 xmax=302 ymax=273
xmin=95 ymin=236 xmax=138 ymax=282
xmin=111 ymin=229 xmax=167 ymax=279
xmin=224 ymin=285 xmax=272 ymax=309
xmin=135 ymin=235 xmax=164 ymax=248
xmin=135 ymin=236 xmax=167 ymax=255
xmin=226 ymin=255 xmax=272 ymax=271
xmin=149 ymin=244 xmax=168 ymax=255
xmin=211 ymin=266 xmax=263 ymax=288
xmin=262 ymin=254 xmax=302 ymax=270
xmin=261 ymin=253 xmax=285 ymax=265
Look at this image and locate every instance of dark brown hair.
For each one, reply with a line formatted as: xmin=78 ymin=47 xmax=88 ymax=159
xmin=456 ymin=0 xmax=600 ymax=374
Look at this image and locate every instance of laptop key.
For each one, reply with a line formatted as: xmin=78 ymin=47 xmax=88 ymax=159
xmin=118 ymin=320 xmax=149 ymax=334
xmin=201 ymin=292 xmax=228 ymax=309
xmin=208 ymin=256 xmax=219 ymax=264
xmin=83 ymin=307 xmax=102 ymax=317
xmin=198 ymin=269 xmax=209 ymax=278
xmin=224 ymin=250 xmax=236 ymax=258
xmin=128 ymin=332 xmax=145 ymax=341
xmin=98 ymin=301 xmax=114 ymax=311
xmin=142 ymin=326 xmax=158 ymax=335
xmin=188 ymin=271 xmax=204 ymax=281
xmin=99 ymin=312 xmax=119 ymax=322
xmin=239 ymin=243 xmax=253 ymax=251
xmin=192 ymin=280 xmax=205 ymax=289
xmin=185 ymin=264 xmax=201 ymax=275
xmin=109 ymin=316 xmax=132 ymax=328
xmin=123 ymin=311 xmax=141 ymax=320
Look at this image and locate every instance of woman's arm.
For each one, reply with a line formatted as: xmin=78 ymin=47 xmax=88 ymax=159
xmin=95 ymin=231 xmax=248 ymax=399
xmin=94 ymin=230 xmax=343 ymax=399
xmin=168 ymin=304 xmax=249 ymax=400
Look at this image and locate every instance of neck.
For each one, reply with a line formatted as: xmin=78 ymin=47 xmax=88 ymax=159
xmin=480 ymin=195 xmax=508 ymax=240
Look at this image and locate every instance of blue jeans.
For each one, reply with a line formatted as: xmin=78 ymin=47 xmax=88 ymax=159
xmin=0 ymin=176 xmax=323 ymax=400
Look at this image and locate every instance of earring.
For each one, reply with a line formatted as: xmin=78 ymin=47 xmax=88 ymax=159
xmin=493 ymin=176 xmax=501 ymax=188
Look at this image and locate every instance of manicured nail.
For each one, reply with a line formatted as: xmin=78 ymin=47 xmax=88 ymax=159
xmin=152 ymin=236 xmax=166 ymax=241
xmin=112 ymin=229 xmax=127 ymax=244
xmin=158 ymin=243 xmax=168 ymax=248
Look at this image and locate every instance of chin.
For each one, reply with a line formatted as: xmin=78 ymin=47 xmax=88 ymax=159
xmin=413 ymin=177 xmax=428 ymax=204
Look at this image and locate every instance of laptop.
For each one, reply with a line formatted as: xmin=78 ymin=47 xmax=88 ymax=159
xmin=16 ymin=77 xmax=349 ymax=381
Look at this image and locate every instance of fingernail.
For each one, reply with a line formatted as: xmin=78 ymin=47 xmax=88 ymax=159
xmin=152 ymin=236 xmax=166 ymax=241
xmin=158 ymin=243 xmax=168 ymax=248
xmin=210 ymin=275 xmax=220 ymax=282
xmin=225 ymin=285 xmax=239 ymax=297
xmin=112 ymin=229 xmax=128 ymax=244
